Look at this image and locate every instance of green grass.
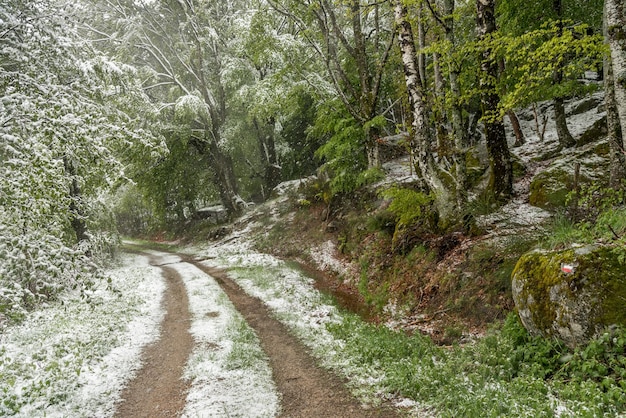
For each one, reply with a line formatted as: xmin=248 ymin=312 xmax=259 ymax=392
xmin=225 ymin=316 xmax=269 ymax=372
xmin=326 ymin=313 xmax=626 ymax=417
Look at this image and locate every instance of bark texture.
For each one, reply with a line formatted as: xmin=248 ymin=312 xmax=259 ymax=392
xmin=444 ymin=0 xmax=468 ymax=211
xmin=476 ymin=0 xmax=513 ymax=201
xmin=605 ymin=1 xmax=626 ymax=187
xmin=394 ymin=1 xmax=453 ymax=220
xmin=606 ymin=0 xmax=626 ymax=148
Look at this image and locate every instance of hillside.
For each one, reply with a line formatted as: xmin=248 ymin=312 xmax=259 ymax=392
xmin=194 ymin=89 xmax=612 ymax=345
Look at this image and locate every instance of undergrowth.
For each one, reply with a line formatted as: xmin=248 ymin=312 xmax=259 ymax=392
xmin=327 ymin=312 xmax=626 ymax=416
xmin=542 ymin=184 xmax=626 ymax=250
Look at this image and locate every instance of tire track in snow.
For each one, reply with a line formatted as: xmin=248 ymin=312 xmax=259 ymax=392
xmin=187 ymin=258 xmax=398 ymax=418
xmin=114 ymin=255 xmax=193 ymax=418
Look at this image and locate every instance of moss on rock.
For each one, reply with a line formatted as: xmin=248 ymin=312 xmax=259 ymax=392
xmin=512 ymin=244 xmax=626 ymax=348
xmin=528 ymin=168 xmax=574 ymax=210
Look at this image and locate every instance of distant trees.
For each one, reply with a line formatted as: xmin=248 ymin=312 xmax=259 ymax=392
xmin=269 ymin=0 xmax=397 ymax=170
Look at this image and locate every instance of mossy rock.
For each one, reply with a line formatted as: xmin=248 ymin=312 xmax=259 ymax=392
xmin=528 ymin=168 xmax=576 ymax=210
xmin=512 ymin=244 xmax=626 ymax=348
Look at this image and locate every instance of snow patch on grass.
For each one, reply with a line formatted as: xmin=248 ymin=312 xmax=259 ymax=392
xmin=171 ymin=262 xmax=279 ymax=418
xmin=309 ymin=240 xmax=352 ymax=278
xmin=198 ymin=244 xmax=414 ymax=411
xmin=0 ymin=253 xmax=165 ymax=417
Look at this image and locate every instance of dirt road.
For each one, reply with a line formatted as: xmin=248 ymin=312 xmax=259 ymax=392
xmin=114 ymin=249 xmax=397 ymax=417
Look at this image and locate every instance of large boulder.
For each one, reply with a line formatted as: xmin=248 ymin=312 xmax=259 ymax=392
xmin=511 ymin=244 xmax=626 ymax=348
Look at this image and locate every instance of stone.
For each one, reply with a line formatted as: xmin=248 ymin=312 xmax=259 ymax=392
xmin=511 ymin=244 xmax=626 ymax=348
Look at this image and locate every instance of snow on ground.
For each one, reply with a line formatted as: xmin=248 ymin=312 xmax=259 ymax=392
xmin=0 ymin=253 xmax=165 ymax=417
xmin=170 ymin=261 xmax=279 ymax=418
xmin=309 ymin=240 xmax=353 ymax=278
xmin=195 ymin=237 xmax=425 ymax=415
xmin=0 ymin=249 xmax=280 ymax=417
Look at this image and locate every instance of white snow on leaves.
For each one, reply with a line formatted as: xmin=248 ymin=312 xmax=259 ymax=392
xmin=0 ymin=253 xmax=165 ymax=417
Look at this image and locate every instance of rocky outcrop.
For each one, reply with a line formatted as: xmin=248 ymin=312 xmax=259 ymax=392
xmin=512 ymin=244 xmax=626 ymax=348
xmin=528 ymin=140 xmax=610 ymax=211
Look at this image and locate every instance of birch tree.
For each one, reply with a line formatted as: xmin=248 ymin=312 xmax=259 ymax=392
xmin=606 ymin=0 xmax=626 ymax=149
xmin=393 ymin=0 xmax=454 ymax=220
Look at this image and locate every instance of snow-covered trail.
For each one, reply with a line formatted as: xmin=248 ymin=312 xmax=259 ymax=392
xmin=113 ymin=258 xmax=193 ymax=417
xmin=0 ymin=246 xmax=404 ymax=417
xmin=114 ymin=249 xmax=281 ymax=417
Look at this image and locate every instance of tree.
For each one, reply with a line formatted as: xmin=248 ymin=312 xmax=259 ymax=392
xmin=606 ymin=0 xmax=626 ymax=153
xmin=87 ymin=0 xmax=249 ymax=216
xmin=497 ymin=0 xmax=604 ymax=149
xmin=393 ymin=0 xmax=454 ymax=221
xmin=604 ymin=1 xmax=626 ymax=188
xmin=0 ymin=0 xmax=159 ymax=319
xmin=269 ymin=0 xmax=397 ymax=169
xmin=477 ymin=0 xmax=513 ymax=201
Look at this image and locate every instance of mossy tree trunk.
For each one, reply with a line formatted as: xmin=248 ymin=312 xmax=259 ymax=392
xmin=476 ymin=0 xmax=513 ymax=201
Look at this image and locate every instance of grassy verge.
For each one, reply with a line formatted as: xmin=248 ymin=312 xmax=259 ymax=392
xmin=207 ymin=243 xmax=626 ymax=417
xmin=328 ymin=312 xmax=626 ymax=417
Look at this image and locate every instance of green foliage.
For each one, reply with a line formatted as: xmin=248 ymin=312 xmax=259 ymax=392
xmin=568 ymin=182 xmax=626 ymax=223
xmin=493 ymin=21 xmax=606 ymax=115
xmin=279 ymin=87 xmax=325 ymax=180
xmin=541 ymin=184 xmax=626 ymax=250
xmin=497 ymin=0 xmax=604 ymax=36
xmin=541 ymin=213 xmax=587 ymax=250
xmin=327 ymin=312 xmax=626 ymax=416
xmin=312 ymin=106 xmax=369 ymax=196
xmin=382 ymin=187 xmax=434 ymax=228
xmin=0 ymin=1 xmax=160 ymax=321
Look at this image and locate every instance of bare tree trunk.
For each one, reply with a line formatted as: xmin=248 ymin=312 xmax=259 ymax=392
xmin=394 ymin=0 xmax=453 ymax=221
xmin=64 ymin=158 xmax=88 ymax=244
xmin=507 ymin=110 xmax=526 ymax=147
xmin=605 ymin=1 xmax=626 ymax=187
xmin=554 ymin=96 xmax=576 ymax=147
xmin=497 ymin=58 xmax=525 ymax=147
xmin=477 ymin=0 xmax=513 ymax=201
xmin=253 ymin=116 xmax=281 ymax=199
xmin=417 ymin=3 xmax=427 ymax=88
xmin=606 ymin=0 xmax=626 ymax=144
xmin=206 ymin=132 xmax=243 ymax=216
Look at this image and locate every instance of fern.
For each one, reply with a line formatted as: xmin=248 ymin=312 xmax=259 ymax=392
xmin=383 ymin=187 xmax=434 ymax=228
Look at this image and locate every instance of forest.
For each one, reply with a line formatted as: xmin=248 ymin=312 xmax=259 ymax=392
xmin=2 ymin=0 xmax=626 ymax=415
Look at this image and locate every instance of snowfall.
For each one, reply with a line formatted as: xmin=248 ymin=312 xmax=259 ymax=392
xmin=0 ymin=229 xmax=413 ymax=417
xmin=0 ymin=88 xmax=613 ymax=417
